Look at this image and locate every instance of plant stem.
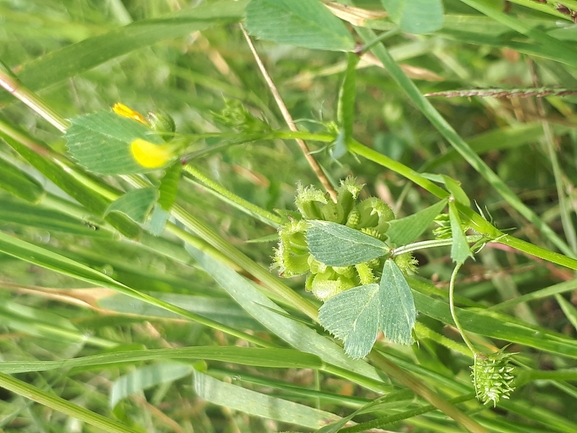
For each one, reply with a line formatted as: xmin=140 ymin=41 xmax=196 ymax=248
xmin=183 ymin=164 xmax=283 ymax=227
xmin=392 ymin=236 xmax=484 ymax=256
xmin=449 ymin=263 xmax=477 ymax=356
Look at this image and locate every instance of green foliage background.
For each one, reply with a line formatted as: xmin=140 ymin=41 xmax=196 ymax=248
xmin=1 ymin=0 xmax=577 ymax=432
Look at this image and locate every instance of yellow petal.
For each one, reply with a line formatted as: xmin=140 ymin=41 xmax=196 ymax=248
xmin=112 ymin=103 xmax=148 ymax=125
xmin=130 ymin=139 xmax=173 ymax=168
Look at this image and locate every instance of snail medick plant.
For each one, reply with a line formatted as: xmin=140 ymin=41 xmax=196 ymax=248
xmin=273 ymin=178 xmax=418 ymax=359
xmin=273 ymin=177 xmax=418 ymax=301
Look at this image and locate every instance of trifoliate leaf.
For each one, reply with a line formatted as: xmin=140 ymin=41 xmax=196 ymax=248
xmin=65 ymin=111 xmax=164 ymax=175
xmin=319 ymin=284 xmax=381 ymax=359
xmin=307 ymin=220 xmax=389 ymax=267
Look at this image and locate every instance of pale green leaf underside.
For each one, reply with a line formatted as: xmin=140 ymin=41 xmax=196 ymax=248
xmin=381 ymin=0 xmax=444 ymax=34
xmin=105 ymin=187 xmax=158 ymax=223
xmin=319 ymin=284 xmax=381 ymax=359
xmin=319 ymin=261 xmax=416 ymax=359
xmin=307 ymin=220 xmax=388 ymax=266
xmin=65 ymin=111 xmax=163 ymax=175
xmin=245 ymin=0 xmax=355 ymax=52
xmin=380 ymin=259 xmax=416 ymax=345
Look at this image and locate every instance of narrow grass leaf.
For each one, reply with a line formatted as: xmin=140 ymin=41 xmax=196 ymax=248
xmin=379 ymin=260 xmax=416 ymax=345
xmin=185 ymin=244 xmax=382 ymax=381
xmin=0 ymin=0 xmax=248 ymax=103
xmin=0 ymin=347 xmax=324 ymax=374
xmin=245 ymin=0 xmax=355 ymax=52
xmin=387 ymin=199 xmax=447 ymax=246
xmin=555 ymin=294 xmax=577 ymax=332
xmin=0 ymin=372 xmax=141 ymax=433
xmin=105 ymin=187 xmax=157 ymax=224
xmin=0 ymin=156 xmax=43 ymax=202
xmin=0 ymin=198 xmax=111 ymax=237
xmin=66 ymin=111 xmax=164 ymax=175
xmin=355 ymin=27 xmax=574 ymax=257
xmin=381 ymin=0 xmax=444 ymax=34
xmin=193 ymin=370 xmax=341 ymax=428
xmin=147 ymin=205 xmax=169 ymax=236
xmin=307 ymin=220 xmax=388 ymax=266
xmin=319 ymin=284 xmax=381 ymax=359
xmin=449 ymin=201 xmax=472 ymax=264
xmin=111 ymin=363 xmax=193 ymax=407
xmin=99 ymin=293 xmax=266 ymax=331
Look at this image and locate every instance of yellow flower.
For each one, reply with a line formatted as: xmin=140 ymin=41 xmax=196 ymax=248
xmin=112 ymin=102 xmax=148 ymax=126
xmin=130 ymin=138 xmax=174 ymax=168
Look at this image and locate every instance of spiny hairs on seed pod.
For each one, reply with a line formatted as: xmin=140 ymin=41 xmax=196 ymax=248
xmin=273 ymin=178 xmax=401 ymax=301
xmin=471 ymin=349 xmax=516 ymax=407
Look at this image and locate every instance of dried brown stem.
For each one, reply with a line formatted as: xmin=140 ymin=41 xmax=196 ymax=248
xmin=240 ymin=25 xmax=338 ymax=202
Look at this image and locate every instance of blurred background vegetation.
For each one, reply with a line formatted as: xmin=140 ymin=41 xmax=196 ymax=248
xmin=1 ymin=0 xmax=577 ymax=431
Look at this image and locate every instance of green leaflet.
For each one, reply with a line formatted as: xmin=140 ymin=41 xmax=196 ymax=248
xmin=319 ymin=260 xmax=416 ymax=359
xmin=245 ymin=0 xmax=355 ymax=52
xmin=65 ymin=111 xmax=164 ymax=175
xmin=307 ymin=220 xmax=389 ymax=267
xmin=381 ymin=0 xmax=444 ymax=34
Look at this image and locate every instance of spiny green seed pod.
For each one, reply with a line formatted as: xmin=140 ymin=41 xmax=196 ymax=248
xmin=321 ymin=202 xmax=340 ymax=223
xmin=273 ymin=220 xmax=310 ymax=277
xmin=295 ymin=184 xmax=327 ymax=220
xmin=148 ymin=110 xmax=176 ymax=142
xmin=309 ymin=270 xmax=356 ymax=301
xmin=345 ymin=209 xmax=360 ymax=228
xmin=308 ymin=255 xmax=327 ymax=274
xmin=355 ymin=262 xmax=376 ymax=285
xmin=433 ymin=213 xmax=452 ymax=239
xmin=356 ymin=197 xmax=395 ymax=234
xmin=360 ymin=227 xmax=385 ymax=241
xmin=333 ymin=265 xmax=356 ymax=279
xmin=337 ymin=176 xmax=363 ymax=217
xmin=471 ymin=350 xmax=516 ymax=407
xmin=394 ymin=252 xmax=418 ymax=274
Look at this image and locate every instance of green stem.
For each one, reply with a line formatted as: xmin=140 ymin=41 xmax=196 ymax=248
xmin=449 ymin=263 xmax=477 ymax=356
xmin=392 ymin=236 xmax=484 ymax=257
xmin=183 ymin=164 xmax=283 ymax=227
xmin=0 ymin=372 xmax=139 ymax=433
